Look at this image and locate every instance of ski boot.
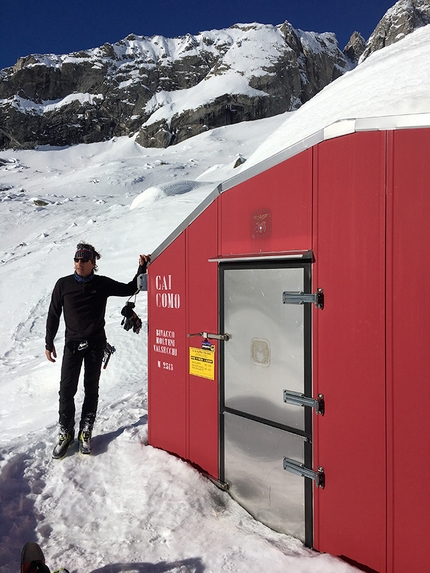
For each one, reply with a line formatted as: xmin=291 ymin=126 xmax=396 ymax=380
xmin=52 ymin=426 xmax=74 ymax=459
xmin=78 ymin=414 xmax=95 ymax=455
xmin=21 ymin=542 xmax=70 ymax=573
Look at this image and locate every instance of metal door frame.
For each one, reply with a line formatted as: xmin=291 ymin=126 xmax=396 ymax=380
xmin=218 ymin=257 xmax=314 ymax=546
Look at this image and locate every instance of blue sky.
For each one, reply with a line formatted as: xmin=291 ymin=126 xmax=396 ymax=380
xmin=1 ymin=0 xmax=395 ymax=70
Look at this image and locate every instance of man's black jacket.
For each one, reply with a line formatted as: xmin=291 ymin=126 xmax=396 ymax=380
xmin=45 ymin=267 xmax=145 ymax=351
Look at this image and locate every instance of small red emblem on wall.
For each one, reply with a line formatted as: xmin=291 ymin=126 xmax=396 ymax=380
xmin=251 ymin=209 xmax=272 ymax=239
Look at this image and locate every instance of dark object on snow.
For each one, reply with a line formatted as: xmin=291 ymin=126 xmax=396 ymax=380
xmin=21 ymin=542 xmax=50 ymax=573
xmin=21 ymin=542 xmax=70 ymax=573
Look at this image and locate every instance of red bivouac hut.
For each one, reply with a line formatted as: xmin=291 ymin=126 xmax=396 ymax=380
xmin=146 ymin=109 xmax=430 ymax=573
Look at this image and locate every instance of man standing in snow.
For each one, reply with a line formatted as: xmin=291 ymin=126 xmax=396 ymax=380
xmin=45 ymin=242 xmax=150 ymax=459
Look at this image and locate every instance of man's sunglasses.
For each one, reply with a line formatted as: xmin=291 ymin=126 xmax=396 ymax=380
xmin=74 ymin=257 xmax=91 ymax=263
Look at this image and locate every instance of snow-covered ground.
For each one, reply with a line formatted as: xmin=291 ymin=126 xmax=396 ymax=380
xmin=1 ymin=22 xmax=430 ymax=573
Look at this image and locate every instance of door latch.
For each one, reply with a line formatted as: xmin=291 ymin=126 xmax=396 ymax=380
xmin=283 ymin=458 xmax=325 ymax=488
xmin=283 ymin=390 xmax=325 ymax=415
xmin=187 ymin=331 xmax=231 ymax=341
xmin=282 ymin=288 xmax=324 ymax=309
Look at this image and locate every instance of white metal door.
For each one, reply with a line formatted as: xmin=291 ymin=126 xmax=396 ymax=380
xmin=221 ymin=262 xmax=314 ymax=544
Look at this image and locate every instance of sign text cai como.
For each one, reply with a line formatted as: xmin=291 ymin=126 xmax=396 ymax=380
xmin=155 ymin=274 xmax=181 ymax=309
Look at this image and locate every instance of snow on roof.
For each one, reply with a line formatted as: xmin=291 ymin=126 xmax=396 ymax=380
xmin=240 ymin=24 xmax=430 ymax=172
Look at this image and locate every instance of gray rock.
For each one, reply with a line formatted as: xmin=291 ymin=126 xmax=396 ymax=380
xmin=361 ymin=0 xmax=430 ymax=61
xmin=343 ymin=32 xmax=366 ymax=64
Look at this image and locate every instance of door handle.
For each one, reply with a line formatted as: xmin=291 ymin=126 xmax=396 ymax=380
xmin=188 ymin=331 xmax=231 ymax=341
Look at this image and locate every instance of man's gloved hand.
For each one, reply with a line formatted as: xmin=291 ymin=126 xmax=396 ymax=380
xmin=139 ymin=254 xmax=151 ymax=273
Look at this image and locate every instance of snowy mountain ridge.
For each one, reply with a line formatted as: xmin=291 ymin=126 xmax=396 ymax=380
xmin=1 ymin=1 xmax=429 ymax=152
xmin=0 ymin=21 xmax=350 ymax=150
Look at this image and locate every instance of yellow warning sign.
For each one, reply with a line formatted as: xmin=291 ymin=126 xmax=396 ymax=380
xmin=189 ymin=346 xmax=215 ymax=380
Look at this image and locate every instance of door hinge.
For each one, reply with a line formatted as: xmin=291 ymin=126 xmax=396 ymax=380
xmin=283 ymin=458 xmax=325 ymax=488
xmin=187 ymin=331 xmax=231 ymax=341
xmin=282 ymin=288 xmax=324 ymax=309
xmin=283 ymin=390 xmax=325 ymax=416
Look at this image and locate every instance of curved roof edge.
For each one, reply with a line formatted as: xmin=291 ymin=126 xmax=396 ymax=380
xmin=151 ymin=113 xmax=430 ymax=262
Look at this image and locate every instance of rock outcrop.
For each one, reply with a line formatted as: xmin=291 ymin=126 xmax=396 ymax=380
xmin=0 ymin=23 xmax=351 ymax=150
xmin=360 ymin=0 xmax=430 ymax=61
xmin=343 ymin=32 xmax=366 ymax=64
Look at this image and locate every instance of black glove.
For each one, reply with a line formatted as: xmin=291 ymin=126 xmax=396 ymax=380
xmin=138 ymin=254 xmax=150 ymax=275
xmin=121 ymin=301 xmax=142 ymax=334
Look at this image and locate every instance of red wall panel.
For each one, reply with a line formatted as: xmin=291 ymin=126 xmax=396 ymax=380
xmin=220 ymin=150 xmax=313 ymax=255
xmin=148 ymin=234 xmax=187 ymax=458
xmin=313 ymin=132 xmax=387 ymax=572
xmin=186 ymin=202 xmax=220 ymax=477
xmin=386 ymin=128 xmax=430 ymax=573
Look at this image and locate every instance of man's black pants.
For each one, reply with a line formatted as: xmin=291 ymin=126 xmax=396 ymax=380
xmin=59 ymin=341 xmax=104 ymax=434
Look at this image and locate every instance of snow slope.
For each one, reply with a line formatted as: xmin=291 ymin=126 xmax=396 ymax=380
xmin=2 ymin=22 xmax=430 ymax=573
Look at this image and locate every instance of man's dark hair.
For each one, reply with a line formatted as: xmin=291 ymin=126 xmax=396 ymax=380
xmin=76 ymin=242 xmax=101 ymax=271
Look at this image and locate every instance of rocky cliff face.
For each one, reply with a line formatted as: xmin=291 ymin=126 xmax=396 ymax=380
xmin=343 ymin=32 xmax=366 ymax=64
xmin=1 ymin=2 xmax=428 ymax=150
xmin=360 ymin=0 xmax=430 ymax=61
xmin=0 ymin=23 xmax=351 ymax=150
